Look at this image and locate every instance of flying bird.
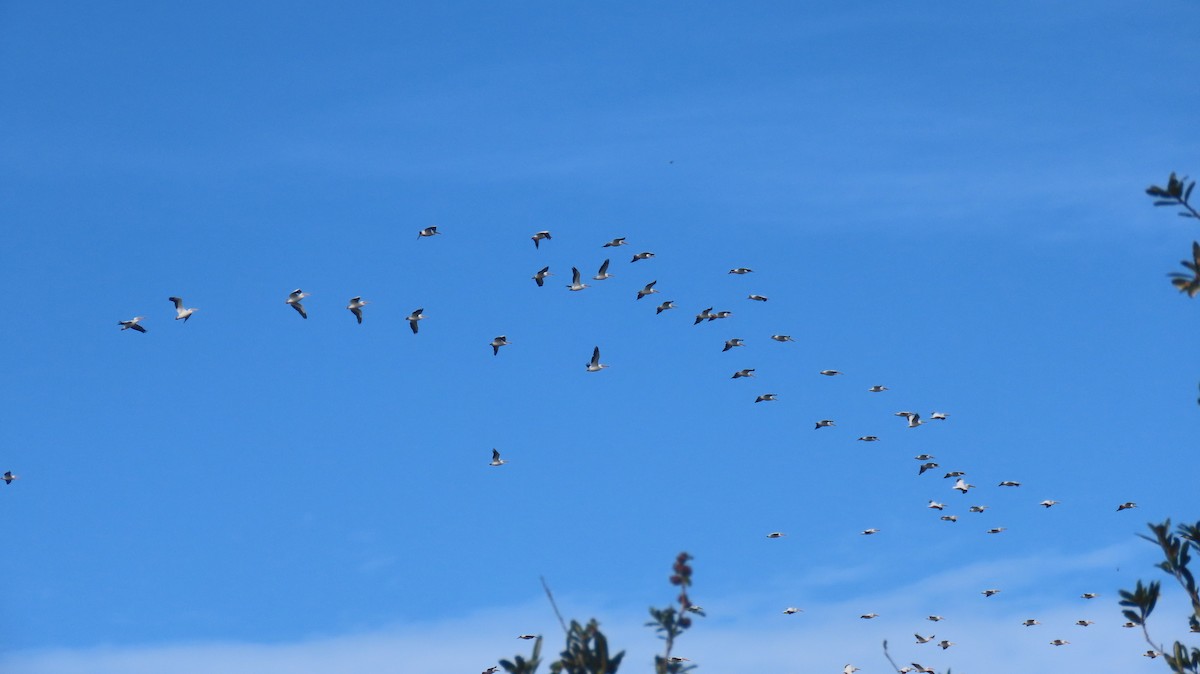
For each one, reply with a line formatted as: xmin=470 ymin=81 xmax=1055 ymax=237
xmin=1081 ymin=593 xmax=1098 ymax=599
xmin=819 ymin=370 xmax=843 ymax=376
xmin=722 ymin=338 xmax=744 ymax=352
xmin=531 ymin=230 xmax=552 ymax=248
xmin=707 ymin=310 xmax=732 ymax=321
xmin=747 ymin=294 xmax=769 ymax=302
xmin=982 ymin=589 xmax=1002 ymax=597
xmin=783 ymin=607 xmax=803 ymax=614
xmin=489 ymin=449 xmax=508 ymax=467
xmin=755 ymin=394 xmax=778 ymax=403
xmin=168 ymin=297 xmax=196 ymax=322
xmin=347 ymin=297 xmax=368 ymax=324
xmin=728 ymin=268 xmax=753 ymax=274
xmin=2 ymin=471 xmax=17 ymax=485
xmin=1022 ymin=619 xmax=1041 ymax=627
xmin=490 ymin=335 xmax=509 ymax=356
xmin=968 ymin=505 xmax=989 ymax=513
xmin=868 ymin=385 xmax=889 ymax=392
xmin=118 ymin=316 xmax=147 ymax=333
xmin=593 ymin=259 xmax=613 ymax=281
xmin=987 ymin=527 xmax=1007 ymax=534
xmin=927 ymin=616 xmax=945 ymax=622
xmin=770 ymin=334 xmax=794 ymax=342
xmin=943 ymin=471 xmax=965 ymax=478
xmin=998 ymin=481 xmax=1021 ymax=487
xmin=603 ymin=237 xmax=627 ymax=247
xmin=407 ymin=308 xmax=425 ymax=334
xmin=914 ymin=634 xmax=936 ymax=644
xmin=585 ymin=346 xmax=608 ymax=372
xmin=1075 ymin=620 xmax=1094 ymax=627
xmin=844 ymin=666 xmax=860 ymax=674
xmin=630 ymin=251 xmax=655 ymax=262
xmin=857 ymin=436 xmax=879 ymax=442
xmin=861 ymin=528 xmax=880 ymax=535
xmin=1117 ymin=502 xmax=1138 ymax=511
xmin=914 ymin=454 xmax=936 ymax=461
xmin=952 ymin=478 xmax=975 ymax=493
xmin=417 ymin=226 xmax=440 ymax=239
xmin=940 ymin=515 xmax=958 ymax=522
xmin=937 ymin=641 xmax=954 ymax=650
xmin=1039 ymin=500 xmax=1060 ymax=508
xmin=656 ymin=300 xmax=676 ymax=314
xmin=1050 ymin=639 xmax=1070 ymax=646
xmin=517 ymin=635 xmax=537 ymax=640
xmin=814 ymin=419 xmax=836 ymax=429
xmin=533 ymin=266 xmax=552 ymax=286
xmin=896 ymin=411 xmax=924 ymax=428
xmin=766 ymin=532 xmax=786 ymax=538
xmin=930 ymin=412 xmax=949 ymax=420
xmin=731 ymin=369 xmax=756 ymax=379
xmin=927 ymin=500 xmax=945 ymax=510
xmin=919 ymin=462 xmax=939 ymax=475
xmin=860 ymin=613 xmax=879 ymax=619
xmin=566 ymin=267 xmax=590 ymax=291
xmin=286 ymin=289 xmax=309 ymax=319
xmin=694 ymin=307 xmax=714 ymax=325
xmin=637 ymin=281 xmax=659 ymax=299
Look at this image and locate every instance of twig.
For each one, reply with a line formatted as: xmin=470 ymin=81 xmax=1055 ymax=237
xmin=881 ymin=639 xmax=905 ymax=673
xmin=540 ymin=575 xmax=569 ymax=635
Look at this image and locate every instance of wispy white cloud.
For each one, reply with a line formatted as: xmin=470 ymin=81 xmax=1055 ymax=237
xmin=6 ymin=544 xmax=1181 ymax=674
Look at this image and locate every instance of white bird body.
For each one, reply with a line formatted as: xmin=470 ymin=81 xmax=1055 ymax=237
xmin=868 ymin=385 xmax=888 ymax=392
xmin=952 ymin=478 xmax=974 ymax=493
xmin=914 ymin=633 xmax=936 ymax=644
xmin=755 ymin=393 xmax=778 ymax=403
xmin=1022 ymin=619 xmax=1041 ymax=627
xmin=603 ymin=237 xmax=627 ymax=247
xmin=982 ymin=588 xmax=1001 ymax=597
xmin=2 ymin=471 xmax=18 ymax=484
xmin=857 ymin=436 xmax=879 ymax=442
xmin=347 ymin=297 xmax=368 ymax=324
xmin=407 ymin=308 xmax=425 ymax=334
xmin=593 ymin=259 xmax=613 ymax=280
xmin=490 ymin=335 xmax=509 ymax=356
xmin=586 ymin=346 xmax=608 ymax=372
xmin=168 ymin=297 xmax=196 ymax=322
xmin=928 ymin=500 xmax=945 ymax=510
xmin=1039 ymin=499 xmax=1060 ymax=508
xmin=731 ymin=369 xmax=755 ymax=379
xmin=782 ymin=607 xmax=803 ymax=614
xmin=119 ymin=316 xmax=147 ymax=332
xmin=770 ymin=334 xmax=794 ymax=342
xmin=861 ymin=528 xmax=879 ymax=535
xmin=417 ymin=226 xmax=440 ymax=238
xmin=728 ymin=268 xmax=753 ymax=274
xmin=860 ymin=613 xmax=879 ymax=619
xmin=747 ymin=294 xmax=768 ymax=302
xmin=489 ymin=449 xmax=508 ymax=466
xmin=930 ymin=412 xmax=949 ymax=420
xmin=766 ymin=532 xmax=785 ymax=538
xmin=998 ymin=481 xmax=1021 ymax=487
xmin=286 ymin=289 xmax=310 ymax=319
xmin=814 ymin=419 xmax=835 ymax=429
xmin=819 ymin=370 xmax=843 ymax=376
xmin=567 ymin=267 xmax=590 ymax=291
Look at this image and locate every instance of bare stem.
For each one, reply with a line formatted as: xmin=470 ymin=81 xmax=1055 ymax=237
xmin=540 ymin=576 xmax=569 ymax=635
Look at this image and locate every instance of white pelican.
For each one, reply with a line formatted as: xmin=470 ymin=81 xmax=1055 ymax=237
xmin=728 ymin=268 xmax=753 ymax=274
xmin=347 ymin=297 xmax=368 ymax=324
xmin=940 ymin=515 xmax=958 ymax=522
xmin=286 ymin=289 xmax=309 ymax=319
xmin=1049 ymin=639 xmax=1069 ymax=646
xmin=2 ymin=471 xmax=17 ymax=484
xmin=819 ymin=370 xmax=842 ymax=376
xmin=586 ymin=346 xmax=608 ymax=372
xmin=531 ymin=230 xmax=551 ymax=248
xmin=1022 ymin=619 xmax=1041 ymax=627
xmin=731 ymin=369 xmax=755 ymax=379
xmin=417 ymin=226 xmax=439 ymax=239
xmin=844 ymin=666 xmax=860 ymax=674
xmin=1117 ymin=502 xmax=1138 ymax=511
xmin=1081 ymin=593 xmax=1098 ymax=599
xmin=755 ymin=393 xmax=778 ymax=403
xmin=766 ymin=532 xmax=785 ymax=538
xmin=814 ymin=419 xmax=835 ymax=429
xmin=603 ymin=237 xmax=627 ymax=247
xmin=914 ymin=454 xmax=935 ymax=460
xmin=694 ymin=307 xmax=714 ymax=324
xmin=783 ymin=607 xmax=803 ymax=614
xmin=860 ymin=613 xmax=879 ymax=619
xmin=943 ymin=471 xmax=965 ymax=478
xmin=1039 ymin=500 xmax=1060 ymax=508
xmin=952 ymin=478 xmax=974 ymax=493
xmin=593 ymin=259 xmax=613 ymax=281
xmin=489 ymin=449 xmax=508 ymax=466
xmin=517 ymin=635 xmax=537 ymax=640
xmin=566 ymin=267 xmax=590 ymax=291
xmin=1076 ymin=620 xmax=1094 ymax=627
xmin=927 ymin=500 xmax=945 ymax=510
xmin=722 ymin=338 xmax=744 ymax=351
xmin=747 ymin=294 xmax=768 ymax=302
xmin=937 ymin=641 xmax=954 ymax=650
xmin=982 ymin=589 xmax=1001 ymax=597
xmin=914 ymin=634 xmax=936 ymax=644
xmin=927 ymin=615 xmax=944 ymax=622
xmin=630 ymin=252 xmax=655 ymax=262
xmin=490 ymin=335 xmax=509 ymax=356
xmin=707 ymin=310 xmax=732 ymax=321
xmin=861 ymin=528 xmax=880 ymax=535
xmin=533 ymin=266 xmax=552 ymax=286
xmin=119 ymin=316 xmax=147 ymax=333
xmin=918 ymin=462 xmax=939 ymax=475
xmin=998 ymin=481 xmax=1021 ymax=487
xmin=857 ymin=436 xmax=879 ymax=442
xmin=407 ymin=308 xmax=425 ymax=334
xmin=656 ymin=300 xmax=675 ymax=314
xmin=770 ymin=334 xmax=794 ymax=342
xmin=987 ymin=527 xmax=1006 ymax=534
xmin=168 ymin=297 xmax=196 ymax=322
xmin=930 ymin=412 xmax=949 ymax=420
xmin=637 ymin=281 xmax=658 ymax=299
xmin=968 ymin=505 xmax=989 ymax=513
xmin=868 ymin=385 xmax=888 ymax=392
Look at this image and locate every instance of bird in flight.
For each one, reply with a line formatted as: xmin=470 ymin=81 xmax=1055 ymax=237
xmin=603 ymin=237 xmax=627 ymax=247
xmin=1049 ymin=639 xmax=1070 ymax=646
xmin=998 ymin=481 xmax=1021 ymax=487
xmin=593 ymin=259 xmax=613 ymax=281
xmin=630 ymin=251 xmax=655 ymax=262
xmin=914 ymin=454 xmax=935 ymax=461
xmin=586 ymin=346 xmax=608 ymax=372
xmin=919 ymin=462 xmax=939 ymax=475
xmin=927 ymin=615 xmax=945 ymax=622
xmin=489 ymin=449 xmax=508 ymax=466
xmin=417 ymin=226 xmax=440 ymax=239
xmin=707 ymin=310 xmax=732 ymax=321
xmin=968 ymin=505 xmax=989 ymax=513
xmin=943 ymin=471 xmax=965 ymax=478
xmin=755 ymin=393 xmax=778 ymax=403
xmin=940 ymin=515 xmax=958 ymax=522
xmin=531 ymin=230 xmax=552 ymax=248
xmin=861 ymin=528 xmax=880 ymax=535
xmin=1081 ymin=593 xmax=1098 ymax=599
xmin=286 ymin=289 xmax=309 ymax=319
xmin=782 ymin=607 xmax=803 ymax=614
xmin=1075 ymin=620 xmax=1094 ymax=627
xmin=952 ymin=478 xmax=975 ymax=493
xmin=819 ymin=370 xmax=843 ymax=376
xmin=857 ymin=436 xmax=879 ymax=442
xmin=914 ymin=634 xmax=936 ymax=644
xmin=729 ymin=268 xmax=753 ymax=274
xmin=843 ymin=665 xmax=860 ymax=674
xmin=533 ymin=266 xmax=552 ymax=286
xmin=566 ymin=267 xmax=590 ymax=292
xmin=1117 ymin=502 xmax=1138 ymax=511
xmin=987 ymin=527 xmax=1007 ymax=534
xmin=407 ymin=308 xmax=425 ymax=334
xmin=930 ymin=412 xmax=949 ymax=420
xmin=1039 ymin=500 xmax=1060 ymax=508
xmin=747 ymin=294 xmax=768 ymax=302
xmin=770 ymin=334 xmax=794 ymax=342
xmin=637 ymin=281 xmax=659 ymax=300
xmin=896 ymin=411 xmax=924 ymax=428
xmin=1022 ymin=619 xmax=1041 ymax=627
xmin=347 ymin=297 xmax=368 ymax=324
xmin=694 ymin=307 xmax=714 ymax=325
xmin=928 ymin=500 xmax=945 ymax=510
xmin=119 ymin=316 xmax=147 ymax=333
xmin=490 ymin=336 xmax=509 ymax=356
xmin=814 ymin=419 xmax=836 ymax=429
xmin=517 ymin=635 xmax=537 ymax=640
xmin=982 ymin=588 xmax=1002 ymax=597
xmin=723 ymin=338 xmax=744 ymax=351
xmin=168 ymin=297 xmax=196 ymax=322
xmin=937 ymin=641 xmax=954 ymax=650
xmin=656 ymin=300 xmax=675 ymax=314
xmin=860 ymin=613 xmax=879 ymax=619
xmin=731 ymin=369 xmax=755 ymax=379
xmin=2 ymin=471 xmax=17 ymax=485
xmin=868 ymin=385 xmax=888 ymax=392
xmin=766 ymin=532 xmax=785 ymax=538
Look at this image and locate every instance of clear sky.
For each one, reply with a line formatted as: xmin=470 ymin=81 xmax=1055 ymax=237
xmin=2 ymin=2 xmax=1198 ymax=672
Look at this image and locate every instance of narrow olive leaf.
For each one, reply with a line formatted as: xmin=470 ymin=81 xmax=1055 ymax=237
xmin=1148 ymin=186 xmax=1170 ymax=196
xmin=1186 ymin=181 xmax=1196 ymax=202
xmin=1156 ymin=200 xmax=1180 ymax=206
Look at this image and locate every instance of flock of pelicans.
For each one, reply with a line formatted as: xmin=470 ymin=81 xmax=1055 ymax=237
xmin=25 ymin=225 xmax=1156 ymax=672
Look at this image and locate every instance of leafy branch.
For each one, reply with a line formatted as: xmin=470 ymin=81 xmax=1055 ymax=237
xmin=1119 ymin=519 xmax=1200 ymax=673
xmin=647 ymin=552 xmax=702 ymax=674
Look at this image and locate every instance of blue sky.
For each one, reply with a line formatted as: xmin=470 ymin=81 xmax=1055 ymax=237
xmin=2 ymin=2 xmax=1198 ymax=672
